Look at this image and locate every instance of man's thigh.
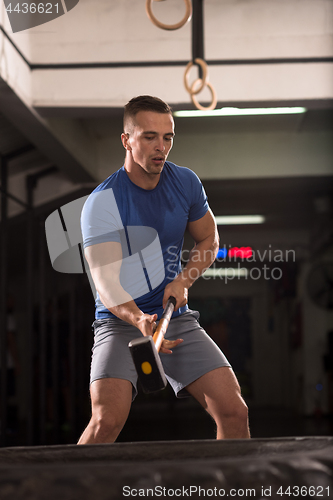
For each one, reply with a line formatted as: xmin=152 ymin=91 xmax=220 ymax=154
xmin=161 ymin=310 xmax=230 ymax=397
xmin=185 ymin=366 xmax=245 ymax=413
xmin=90 ymin=377 xmax=133 ymax=421
xmin=91 ymin=318 xmax=141 ymax=399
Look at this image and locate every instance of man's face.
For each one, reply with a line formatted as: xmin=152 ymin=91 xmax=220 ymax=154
xmin=124 ymin=110 xmax=175 ymax=175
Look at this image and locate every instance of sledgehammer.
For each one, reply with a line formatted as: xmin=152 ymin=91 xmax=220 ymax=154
xmin=128 ymin=296 xmax=176 ymax=394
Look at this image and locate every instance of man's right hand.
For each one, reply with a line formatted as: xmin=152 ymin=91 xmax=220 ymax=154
xmin=136 ymin=313 xmax=158 ymax=337
xmin=136 ymin=313 xmax=183 ymax=354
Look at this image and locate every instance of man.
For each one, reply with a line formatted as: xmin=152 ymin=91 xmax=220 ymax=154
xmin=78 ymin=96 xmax=250 ymax=444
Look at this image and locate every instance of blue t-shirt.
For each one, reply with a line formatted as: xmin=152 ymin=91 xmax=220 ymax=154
xmin=81 ymin=162 xmax=209 ymax=320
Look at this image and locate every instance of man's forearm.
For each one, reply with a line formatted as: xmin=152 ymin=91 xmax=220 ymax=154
xmin=175 ymin=234 xmax=218 ymax=289
xmin=93 ymin=276 xmax=145 ymax=328
xmin=86 ymin=243 xmax=149 ymax=331
xmin=89 ymin=262 xmax=141 ymax=324
xmin=104 ymin=295 xmax=144 ymax=328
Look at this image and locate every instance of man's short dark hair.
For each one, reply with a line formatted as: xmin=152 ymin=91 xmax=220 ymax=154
xmin=124 ymin=95 xmax=172 ymax=130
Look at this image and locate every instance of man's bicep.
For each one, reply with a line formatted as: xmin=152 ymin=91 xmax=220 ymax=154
xmin=84 ymin=241 xmax=123 ymax=271
xmin=84 ymin=241 xmax=134 ymax=309
xmin=187 ymin=209 xmax=218 ymax=244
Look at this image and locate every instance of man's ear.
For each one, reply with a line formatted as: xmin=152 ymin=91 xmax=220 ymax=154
xmin=121 ymin=132 xmax=132 ymax=151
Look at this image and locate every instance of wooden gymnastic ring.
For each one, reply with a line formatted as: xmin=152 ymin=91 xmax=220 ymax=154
xmin=184 ymin=58 xmax=208 ymax=95
xmin=190 ymin=79 xmax=217 ymax=111
xmin=146 ymin=0 xmax=192 ymax=31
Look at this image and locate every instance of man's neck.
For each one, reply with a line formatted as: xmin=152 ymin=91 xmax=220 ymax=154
xmin=124 ymin=161 xmax=161 ymax=190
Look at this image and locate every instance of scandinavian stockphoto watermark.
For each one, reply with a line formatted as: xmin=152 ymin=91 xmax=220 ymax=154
xmin=45 ymin=192 xmax=166 ymax=308
xmin=167 ymin=245 xmax=296 ymax=283
xmin=45 ymin=192 xmax=295 ymax=312
xmin=3 ymin=0 xmax=80 ymax=33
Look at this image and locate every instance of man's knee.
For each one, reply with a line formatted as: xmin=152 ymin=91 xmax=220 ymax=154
xmin=88 ymin=378 xmax=132 ymax=441
xmin=215 ymin=396 xmax=249 ymax=424
xmin=234 ymin=398 xmax=249 ymax=422
xmin=91 ymin=412 xmax=126 ymax=441
xmin=213 ymin=397 xmax=250 ymax=439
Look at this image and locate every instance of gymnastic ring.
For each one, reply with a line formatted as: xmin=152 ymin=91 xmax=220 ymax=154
xmin=190 ymin=79 xmax=217 ymax=111
xmin=184 ymin=58 xmax=208 ymax=95
xmin=145 ymin=0 xmax=192 ymax=31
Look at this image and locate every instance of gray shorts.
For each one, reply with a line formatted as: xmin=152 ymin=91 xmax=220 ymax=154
xmin=90 ymin=309 xmax=231 ymax=400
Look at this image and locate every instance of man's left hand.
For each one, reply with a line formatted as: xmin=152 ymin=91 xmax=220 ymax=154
xmin=162 ymin=279 xmax=188 ymax=311
xmin=160 ymin=337 xmax=184 ymax=354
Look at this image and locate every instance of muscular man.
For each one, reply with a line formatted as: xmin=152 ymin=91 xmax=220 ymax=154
xmin=78 ymin=95 xmax=250 ymax=444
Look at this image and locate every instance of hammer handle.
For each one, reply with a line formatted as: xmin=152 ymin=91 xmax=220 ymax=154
xmin=153 ymin=296 xmax=176 ymax=352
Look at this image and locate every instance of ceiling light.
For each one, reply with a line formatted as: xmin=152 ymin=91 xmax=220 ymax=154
xmin=215 ymin=215 xmax=265 ymax=225
xmin=173 ymin=107 xmax=307 ymax=118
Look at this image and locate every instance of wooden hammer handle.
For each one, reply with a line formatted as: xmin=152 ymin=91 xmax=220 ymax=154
xmin=153 ymin=296 xmax=176 ymax=352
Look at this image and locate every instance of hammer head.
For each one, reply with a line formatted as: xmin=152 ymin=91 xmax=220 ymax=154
xmin=128 ymin=336 xmax=167 ymax=394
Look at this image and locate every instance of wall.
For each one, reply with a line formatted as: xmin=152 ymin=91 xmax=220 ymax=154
xmin=1 ymin=0 xmax=332 ymax=107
